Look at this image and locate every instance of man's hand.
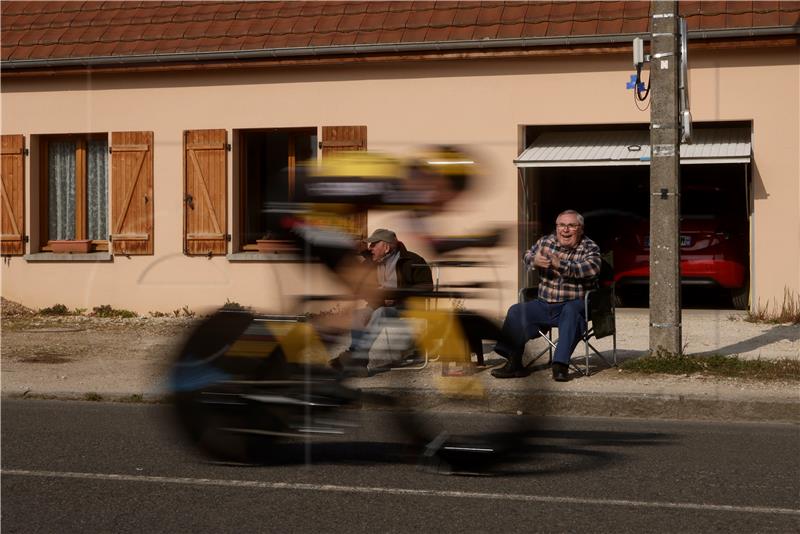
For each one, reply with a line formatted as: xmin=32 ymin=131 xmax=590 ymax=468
xmin=532 ymin=250 xmax=551 ymax=269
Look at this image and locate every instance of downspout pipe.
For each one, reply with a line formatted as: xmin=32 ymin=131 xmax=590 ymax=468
xmin=2 ymin=26 xmax=797 ymax=70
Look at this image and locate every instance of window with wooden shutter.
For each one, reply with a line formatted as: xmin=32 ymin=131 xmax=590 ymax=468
xmin=184 ymin=129 xmax=227 ymax=256
xmin=320 ymin=126 xmax=367 ymax=238
xmin=111 ymin=131 xmax=153 ymax=255
xmin=1 ymin=135 xmax=25 ymax=256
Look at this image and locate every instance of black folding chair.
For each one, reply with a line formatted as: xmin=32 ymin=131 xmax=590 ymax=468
xmin=518 ymin=284 xmax=617 ymax=376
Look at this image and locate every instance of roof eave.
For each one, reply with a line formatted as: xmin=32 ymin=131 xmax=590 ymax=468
xmin=2 ymin=26 xmax=798 ymax=71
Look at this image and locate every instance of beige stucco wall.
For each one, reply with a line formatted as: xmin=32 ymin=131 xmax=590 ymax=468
xmin=2 ymin=46 xmax=798 ymax=315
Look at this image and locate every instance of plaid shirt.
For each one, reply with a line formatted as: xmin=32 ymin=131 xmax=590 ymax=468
xmin=525 ymin=234 xmax=601 ymax=303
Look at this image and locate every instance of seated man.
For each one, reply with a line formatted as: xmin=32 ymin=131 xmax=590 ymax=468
xmin=332 ymin=228 xmax=433 ymax=376
xmin=491 ymin=210 xmax=601 ymax=382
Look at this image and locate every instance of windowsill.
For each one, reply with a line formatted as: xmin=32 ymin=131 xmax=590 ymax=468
xmin=226 ymin=251 xmax=305 ymax=262
xmin=24 ymin=252 xmax=113 ymax=262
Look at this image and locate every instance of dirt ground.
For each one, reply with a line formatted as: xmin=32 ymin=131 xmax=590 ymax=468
xmin=1 ymin=297 xmax=798 ymax=400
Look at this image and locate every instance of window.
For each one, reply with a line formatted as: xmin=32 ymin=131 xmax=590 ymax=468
xmin=40 ymin=134 xmax=108 ymax=251
xmin=238 ymin=128 xmax=317 ymax=249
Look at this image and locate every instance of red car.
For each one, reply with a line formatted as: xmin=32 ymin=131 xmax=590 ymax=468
xmin=584 ymin=208 xmax=749 ymax=309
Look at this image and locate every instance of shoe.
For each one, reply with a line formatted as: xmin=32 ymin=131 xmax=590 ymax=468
xmin=330 ymin=350 xmax=370 ymax=377
xmin=552 ymin=362 xmax=570 ymax=382
xmin=490 ymin=357 xmax=526 ymax=379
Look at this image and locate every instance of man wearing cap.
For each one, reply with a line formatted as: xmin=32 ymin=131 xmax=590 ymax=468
xmin=332 ymin=228 xmax=433 ymax=376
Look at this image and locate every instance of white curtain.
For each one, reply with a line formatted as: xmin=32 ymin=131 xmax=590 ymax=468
xmin=87 ymin=139 xmax=108 ymax=240
xmin=48 ymin=141 xmax=76 ymax=240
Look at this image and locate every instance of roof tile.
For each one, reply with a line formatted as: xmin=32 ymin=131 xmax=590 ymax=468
xmin=383 ymin=10 xmax=411 ymax=29
xmin=343 ymin=3 xmax=368 ymax=15
xmin=622 ymin=1 xmax=650 ymax=21
xmin=292 ymin=15 xmax=317 ymax=33
xmin=218 ymin=35 xmax=248 ymax=50
xmin=679 ymin=1 xmax=703 ymax=17
xmin=270 ymin=17 xmax=295 ymax=35
xmin=361 ymin=12 xmax=388 ymax=31
xmin=355 ymin=30 xmax=381 ymax=44
xmin=406 ymin=9 xmax=434 ymax=28
xmin=321 ymin=2 xmax=348 ymax=16
xmin=447 ymin=25 xmax=474 ymax=40
xmin=452 ymin=7 xmax=480 ymax=26
xmin=476 ymin=5 xmax=504 ymax=25
xmin=315 ymin=14 xmax=343 ymax=32
xmin=524 ymin=2 xmax=553 ymax=23
xmin=780 ymin=5 xmax=800 ymax=25
xmin=497 ymin=22 xmax=525 ymax=39
xmin=429 ymin=8 xmax=457 ymax=27
xmin=376 ymin=29 xmax=405 ymax=43
xmin=285 ymin=33 xmax=312 ymax=47
xmin=425 ymin=25 xmax=452 ymax=41
xmin=546 ymin=20 xmax=574 ymax=37
xmin=501 ymin=4 xmax=528 ymax=24
xmin=299 ymin=3 xmax=326 ymax=17
xmin=338 ymin=13 xmax=367 ymax=31
xmin=401 ymin=27 xmax=429 ymax=42
xmin=597 ymin=1 xmax=625 ymax=20
xmin=701 ymin=12 xmax=727 ymax=29
xmin=522 ymin=21 xmax=549 ymax=37
xmin=366 ymin=2 xmax=392 ymax=14
xmin=726 ymin=10 xmax=753 ymax=28
xmin=571 ymin=18 xmax=599 ymax=36
xmin=620 ymin=18 xmax=648 ymax=34
xmin=194 ymin=37 xmax=228 ymax=53
xmin=471 ymin=23 xmax=499 ymax=40
xmin=550 ymin=2 xmax=577 ymax=22
xmin=597 ymin=17 xmax=624 ymax=34
xmin=574 ymin=2 xmax=601 ymax=20
xmin=307 ymin=32 xmax=335 ymax=47
xmin=330 ymin=31 xmax=358 ymax=45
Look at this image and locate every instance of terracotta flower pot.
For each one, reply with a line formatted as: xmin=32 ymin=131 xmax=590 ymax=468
xmin=256 ymin=239 xmax=296 ymax=253
xmin=50 ymin=240 xmax=92 ymax=253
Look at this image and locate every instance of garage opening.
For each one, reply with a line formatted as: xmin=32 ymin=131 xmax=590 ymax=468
xmin=516 ymin=124 xmax=751 ymax=309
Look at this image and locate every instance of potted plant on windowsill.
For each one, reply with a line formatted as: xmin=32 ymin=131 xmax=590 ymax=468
xmin=256 ymin=233 xmax=295 ymax=253
xmin=49 ymin=239 xmax=93 ymax=253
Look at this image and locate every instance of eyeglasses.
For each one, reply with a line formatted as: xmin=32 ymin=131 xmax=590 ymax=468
xmin=556 ymin=223 xmax=581 ymax=230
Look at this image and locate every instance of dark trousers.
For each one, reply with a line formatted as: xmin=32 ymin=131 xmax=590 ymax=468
xmin=492 ymin=298 xmax=586 ymax=365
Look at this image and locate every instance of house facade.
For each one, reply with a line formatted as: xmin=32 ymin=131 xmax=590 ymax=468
xmin=2 ymin=1 xmax=798 ymax=315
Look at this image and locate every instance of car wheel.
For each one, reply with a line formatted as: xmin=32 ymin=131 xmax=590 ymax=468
xmin=731 ymin=285 xmax=749 ymax=310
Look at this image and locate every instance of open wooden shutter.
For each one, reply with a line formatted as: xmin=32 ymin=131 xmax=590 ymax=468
xmin=111 ymin=131 xmax=153 ymax=255
xmin=1 ymin=135 xmax=25 ymax=256
xmin=184 ymin=129 xmax=227 ymax=256
xmin=320 ymin=126 xmax=367 ymax=238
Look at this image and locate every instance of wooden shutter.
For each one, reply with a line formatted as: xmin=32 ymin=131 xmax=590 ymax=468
xmin=1 ymin=135 xmax=25 ymax=256
xmin=184 ymin=129 xmax=227 ymax=255
xmin=111 ymin=131 xmax=153 ymax=255
xmin=320 ymin=126 xmax=367 ymax=238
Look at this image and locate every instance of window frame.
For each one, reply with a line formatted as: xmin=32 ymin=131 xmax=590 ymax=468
xmin=39 ymin=133 xmax=109 ymax=252
xmin=236 ymin=127 xmax=318 ymax=252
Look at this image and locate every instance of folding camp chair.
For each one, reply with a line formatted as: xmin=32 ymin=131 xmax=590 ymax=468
xmin=518 ymin=285 xmax=617 ymax=376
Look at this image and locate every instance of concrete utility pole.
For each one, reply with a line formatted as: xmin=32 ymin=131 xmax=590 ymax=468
xmin=649 ymin=0 xmax=682 ymax=355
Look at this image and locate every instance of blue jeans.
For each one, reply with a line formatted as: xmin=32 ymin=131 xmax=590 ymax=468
xmin=492 ymin=299 xmax=586 ymax=365
xmin=348 ymin=305 xmax=401 ymax=361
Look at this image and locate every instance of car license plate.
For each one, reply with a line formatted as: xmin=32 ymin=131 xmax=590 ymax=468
xmin=644 ymin=235 xmax=691 ymax=247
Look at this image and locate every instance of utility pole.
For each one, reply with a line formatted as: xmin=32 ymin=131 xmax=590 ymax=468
xmin=649 ymin=0 xmax=682 ymax=355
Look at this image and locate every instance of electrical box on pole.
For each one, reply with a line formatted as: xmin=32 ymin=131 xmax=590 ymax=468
xmin=648 ymin=1 xmax=682 ymax=355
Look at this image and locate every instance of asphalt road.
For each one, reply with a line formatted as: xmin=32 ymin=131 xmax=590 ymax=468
xmin=2 ymin=399 xmax=798 ymax=533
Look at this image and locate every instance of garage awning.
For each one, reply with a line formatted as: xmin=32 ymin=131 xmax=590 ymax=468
xmin=515 ymin=127 xmax=751 ymax=167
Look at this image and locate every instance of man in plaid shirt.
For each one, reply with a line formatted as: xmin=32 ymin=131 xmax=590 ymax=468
xmin=492 ymin=210 xmax=601 ymax=381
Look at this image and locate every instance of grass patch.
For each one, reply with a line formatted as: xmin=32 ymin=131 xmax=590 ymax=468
xmin=83 ymin=392 xmax=103 ymax=401
xmin=91 ymin=305 xmax=137 ymax=318
xmin=621 ymin=352 xmax=800 ymax=381
xmin=746 ymin=287 xmax=800 ymax=325
xmin=39 ymin=304 xmax=71 ymax=316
